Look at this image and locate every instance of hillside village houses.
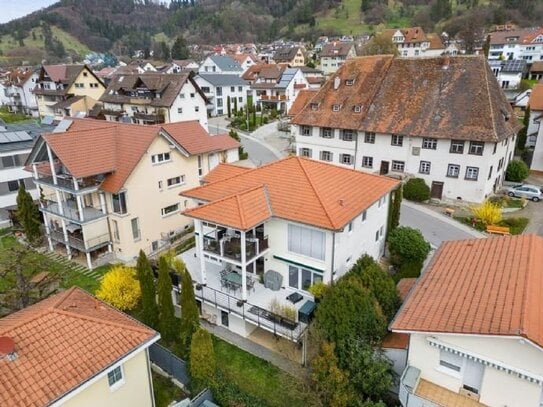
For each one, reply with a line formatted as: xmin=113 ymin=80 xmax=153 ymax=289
xmin=487 ymin=27 xmax=543 ymax=62
xmin=99 ymin=72 xmax=209 ymax=129
xmin=489 ymin=59 xmax=527 ymax=89
xmin=272 ymin=46 xmax=306 ymax=66
xmin=392 ymin=235 xmax=543 ymax=407
xmin=319 ymin=41 xmax=357 ymax=76
xmin=33 ymin=64 xmax=107 ymax=120
xmin=25 ymin=118 xmax=239 ymax=269
xmin=291 ymin=55 xmax=520 ymax=203
xmin=0 ymin=287 xmax=159 ymax=407
xmin=1 ymin=67 xmax=39 ymax=117
xmin=381 ymin=27 xmax=451 ymax=57
xmin=198 ymin=55 xmax=244 ymax=75
xmin=194 ymin=73 xmax=250 ymax=117
xmin=180 ymin=156 xmax=398 ymax=343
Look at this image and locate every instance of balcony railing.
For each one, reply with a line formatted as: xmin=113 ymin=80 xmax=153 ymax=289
xmin=34 ymin=173 xmax=102 ymax=193
xmin=203 ymin=235 xmax=269 ymax=262
xmin=40 ymin=195 xmax=106 ymax=224
xmin=49 ymin=229 xmax=111 ymax=252
xmin=259 ymin=95 xmax=288 ymax=101
xmin=194 ymin=283 xmax=306 ymax=342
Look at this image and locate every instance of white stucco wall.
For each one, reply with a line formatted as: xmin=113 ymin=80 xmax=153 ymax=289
xmin=0 ymin=147 xmax=37 ymax=208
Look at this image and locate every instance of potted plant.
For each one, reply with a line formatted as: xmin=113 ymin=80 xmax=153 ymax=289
xmin=308 ymin=281 xmax=327 ymax=303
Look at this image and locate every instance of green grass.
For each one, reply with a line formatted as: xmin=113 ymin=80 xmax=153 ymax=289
xmin=454 ymin=216 xmax=529 ymax=235
xmin=316 ymin=0 xmax=369 ymax=35
xmin=212 ymin=337 xmax=315 ymax=407
xmin=152 ymin=371 xmax=187 ymax=407
xmin=488 ymin=196 xmax=526 ymax=209
xmin=0 ymin=107 xmax=31 ymax=123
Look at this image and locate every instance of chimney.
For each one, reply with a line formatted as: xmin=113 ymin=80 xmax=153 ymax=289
xmin=334 ymin=76 xmax=341 ymax=90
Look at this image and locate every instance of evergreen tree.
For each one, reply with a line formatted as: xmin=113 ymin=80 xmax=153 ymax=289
xmin=517 ymin=105 xmax=530 ymax=150
xmin=233 ymin=97 xmax=238 ymax=114
xmin=227 ymin=96 xmax=231 ymax=118
xmin=189 ymin=328 xmax=215 ymax=394
xmin=387 ymin=186 xmax=402 ymax=238
xmin=16 ymin=184 xmax=41 ymax=244
xmin=157 ymin=256 xmax=177 ymax=343
xmin=160 ymin=41 xmax=170 ymax=60
xmin=136 ymin=250 xmax=159 ymax=329
xmin=180 ymin=269 xmax=200 ymax=357
xmin=171 ymin=36 xmax=189 ymax=59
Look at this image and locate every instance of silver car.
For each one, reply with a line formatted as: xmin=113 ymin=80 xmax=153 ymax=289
xmin=506 ymin=184 xmax=543 ymax=202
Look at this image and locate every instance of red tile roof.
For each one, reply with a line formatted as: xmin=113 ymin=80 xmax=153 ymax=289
xmin=291 ymin=56 xmax=519 ymax=142
xmin=391 ymin=235 xmax=543 ymax=347
xmin=530 ymin=83 xmax=543 ymax=111
xmin=203 ymin=163 xmax=251 ymax=184
xmin=320 ymin=42 xmax=355 ymax=58
xmin=382 ymin=27 xmax=428 ymax=43
xmin=182 ymin=156 xmax=398 ymax=231
xmin=39 ymin=119 xmax=239 ymax=193
xmin=288 ymin=89 xmax=319 ymax=117
xmin=0 ymin=287 xmax=158 ymax=407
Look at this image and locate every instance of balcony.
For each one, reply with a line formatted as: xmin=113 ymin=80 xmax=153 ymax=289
xmin=203 ymin=234 xmax=269 ymax=262
xmin=49 ymin=229 xmax=111 ymax=252
xmin=34 ymin=174 xmax=102 ymax=194
xmin=40 ymin=195 xmax=106 ymax=224
xmin=259 ymin=94 xmax=288 ymax=101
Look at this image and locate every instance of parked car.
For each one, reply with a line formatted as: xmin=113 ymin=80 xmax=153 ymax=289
xmin=505 ymin=184 xmax=543 ymax=201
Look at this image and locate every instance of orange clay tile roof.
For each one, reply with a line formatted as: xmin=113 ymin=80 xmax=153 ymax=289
xmin=181 ymin=156 xmax=398 ymax=231
xmin=288 ymin=89 xmax=318 ymax=117
xmin=531 ymin=61 xmax=543 ymax=73
xmin=530 ymin=83 xmax=543 ymax=111
xmin=396 ymin=278 xmax=417 ymax=301
xmin=291 ymin=55 xmax=520 ymax=142
xmin=203 ymin=163 xmax=251 ymax=184
xmin=382 ymin=332 xmax=409 ymax=349
xmin=427 ymin=33 xmax=445 ymax=50
xmin=39 ymin=119 xmax=239 ymax=193
xmin=391 ymin=235 xmax=543 ymax=347
xmin=0 ymin=287 xmax=158 ymax=407
xmin=381 ymin=27 xmax=428 ymax=43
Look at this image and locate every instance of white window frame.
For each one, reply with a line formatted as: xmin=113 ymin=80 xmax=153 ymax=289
xmin=320 ymin=151 xmax=333 ymax=161
xmin=364 ymin=132 xmax=375 ymax=143
xmin=341 ymin=129 xmax=354 ymax=141
xmin=465 ymin=166 xmax=479 ymax=181
xmin=107 ymin=365 xmax=125 ymax=390
xmin=340 ymin=154 xmax=353 ymax=165
xmin=447 ymin=164 xmax=460 ymax=178
xmin=362 ymin=156 xmax=373 ymax=168
xmin=422 ymin=138 xmax=438 ymax=150
xmin=151 ymin=152 xmax=171 ymax=165
xmin=321 ymin=127 xmax=333 ymax=139
xmin=167 ymin=175 xmax=186 ymax=188
xmin=299 ymin=148 xmax=312 ymax=158
xmin=450 ymin=140 xmax=464 ymax=154
xmin=300 ymin=125 xmax=311 ymax=136
xmin=161 ymin=203 xmax=180 ymax=217
xmin=419 ymin=160 xmax=431 ymax=174
xmin=391 ymin=160 xmax=405 ymax=172
xmin=468 ymin=141 xmax=484 ymax=156
xmin=131 ymin=217 xmax=140 ymax=241
xmin=391 ymin=135 xmax=403 ymax=146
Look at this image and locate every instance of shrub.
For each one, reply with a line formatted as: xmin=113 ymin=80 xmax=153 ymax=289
xmin=471 ymin=200 xmax=502 ymax=226
xmin=403 ymin=178 xmax=430 ymax=202
xmin=393 ymin=260 xmax=423 ymax=283
xmin=96 ymin=266 xmax=141 ymax=311
xmin=388 ymin=226 xmax=431 ymax=266
xmin=308 ymin=281 xmax=327 ymax=301
xmin=500 ymin=217 xmax=529 ymax=235
xmin=269 ymin=298 xmax=297 ymax=321
xmin=505 ymin=159 xmax=529 ymax=182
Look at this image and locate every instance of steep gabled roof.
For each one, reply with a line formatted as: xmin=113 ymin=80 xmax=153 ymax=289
xmin=181 ymin=156 xmax=398 ymax=231
xmin=292 ymin=56 xmax=520 ymax=142
xmin=391 ymin=235 xmax=543 ymax=348
xmin=208 ymin=55 xmax=243 ymax=72
xmin=0 ymin=287 xmax=158 ymax=407
xmin=288 ymin=89 xmax=319 ymax=117
xmin=382 ymin=27 xmax=428 ymax=43
xmin=530 ymin=83 xmax=543 ymax=111
xmin=274 ymin=46 xmax=302 ymax=62
xmin=202 ymin=163 xmax=252 ymax=184
xmin=320 ymin=42 xmax=355 ymax=58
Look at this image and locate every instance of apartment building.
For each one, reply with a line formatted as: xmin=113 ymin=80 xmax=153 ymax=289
xmin=26 ymin=118 xmax=239 ymax=268
xmin=291 ymin=55 xmax=520 ymax=203
xmin=487 ymin=27 xmax=543 ymax=61
xmin=319 ymin=42 xmax=356 ymax=76
xmin=198 ymin=55 xmax=243 ymax=75
xmin=194 ymin=74 xmax=250 ymax=116
xmin=2 ymin=67 xmax=39 ymax=117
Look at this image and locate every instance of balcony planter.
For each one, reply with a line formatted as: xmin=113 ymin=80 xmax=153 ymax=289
xmin=236 ymin=300 xmax=244 ymax=307
xmin=195 ymin=284 xmax=202 ymax=291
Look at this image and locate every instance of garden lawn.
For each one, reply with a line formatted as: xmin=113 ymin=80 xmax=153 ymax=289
xmin=212 ymin=337 xmax=315 ymax=407
xmin=152 ymin=371 xmax=187 ymax=407
xmin=454 ymin=216 xmax=529 ymax=235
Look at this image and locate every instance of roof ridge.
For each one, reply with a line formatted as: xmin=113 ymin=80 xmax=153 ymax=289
xmin=262 ymin=184 xmax=274 ymax=217
xmin=296 ymin=157 xmax=336 ymax=228
xmin=520 ymin=234 xmax=537 ymax=337
xmin=235 ymin=194 xmax=247 ymax=229
xmin=483 ymin=57 xmax=499 ymax=142
xmin=184 ymin=184 xmax=267 ymax=214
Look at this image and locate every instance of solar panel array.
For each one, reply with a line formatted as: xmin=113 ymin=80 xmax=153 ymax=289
xmin=502 ymin=59 xmax=526 ymax=73
xmin=0 ymin=131 xmax=32 ymax=144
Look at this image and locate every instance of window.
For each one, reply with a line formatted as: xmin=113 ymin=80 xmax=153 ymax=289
xmin=7 ymin=180 xmax=22 ymax=192
xmin=151 ymin=152 xmax=171 ymax=164
xmin=488 ymin=165 xmax=493 ymax=180
xmin=177 ymin=107 xmax=183 ymax=114
xmin=320 ymin=127 xmax=333 ymax=138
xmin=450 ymin=140 xmax=465 ymax=154
xmin=465 ymin=166 xmax=479 ymax=180
xmin=167 ymin=175 xmax=185 ymax=187
xmin=348 ymin=222 xmax=353 ymax=232
xmin=90 ymin=83 xmax=99 ymax=88
xmin=320 ymin=151 xmax=333 ymax=161
xmin=378 ymin=195 xmax=387 ymax=207
xmin=361 ymin=210 xmax=367 ymax=222
xmin=289 ymin=265 xmax=323 ymax=291
xmin=379 ymin=225 xmax=384 ymax=237
xmin=310 ymin=102 xmax=319 ymax=111
xmin=238 ymin=86 xmax=242 ymax=92
xmin=158 ymin=180 xmax=163 ymax=190
xmin=230 ymin=86 xmax=235 ymax=92
xmin=195 ymin=106 xmax=200 ymax=112
xmin=332 ymin=104 xmax=341 ymax=112
xmin=353 ymin=105 xmax=362 ymax=113
xmin=238 ymin=97 xmax=242 ymax=102
xmin=197 ymin=155 xmax=203 ymax=177
xmin=107 ymin=366 xmax=124 ymax=388
xmin=161 ymin=203 xmax=180 ymax=217
xmin=190 ymin=93 xmax=195 ymax=98
xmin=112 ymin=192 xmax=127 ymax=215
xmin=299 ymin=148 xmax=312 ymax=158
xmin=299 ymin=125 xmax=311 ymax=136
xmin=340 ymin=154 xmax=353 ymax=165
xmin=439 ymin=350 xmax=463 ymax=373
xmin=447 ymin=164 xmax=460 ymax=178
xmin=364 ymin=132 xmax=375 ymax=143
xmin=200 ymin=87 xmax=209 ymax=93
xmin=469 ymin=141 xmax=484 ymax=155
xmin=83 ymin=71 xmax=88 ymax=77
xmin=217 ymin=98 xmax=223 ymax=107
xmin=131 ymin=218 xmax=140 ymax=240
xmin=112 ymin=220 xmax=120 ymax=242
xmin=288 ymin=224 xmax=325 ymax=260
xmin=391 ymin=134 xmax=403 ymax=146
xmin=419 ymin=161 xmax=431 ymax=174
xmin=375 ymin=230 xmax=379 ymax=241
xmin=179 ymin=93 xmax=185 ymax=98
xmin=341 ymin=129 xmax=354 ymax=141
xmin=345 ymin=79 xmax=354 ymax=86
xmin=422 ymin=138 xmax=437 ymax=150
xmin=1 ymin=155 xmax=20 ymax=168
xmin=362 ymin=156 xmax=373 ymax=168
xmin=391 ymin=160 xmax=405 ymax=172
xmin=493 ymin=143 xmax=497 ymax=154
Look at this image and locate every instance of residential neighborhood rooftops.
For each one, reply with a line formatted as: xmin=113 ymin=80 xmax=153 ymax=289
xmin=381 ymin=27 xmax=428 ymax=43
xmin=273 ymin=46 xmax=302 ymax=62
xmin=207 ymin=55 xmax=243 ymax=72
xmin=182 ymin=156 xmax=399 ymax=231
xmin=391 ymin=235 xmax=543 ymax=348
xmin=31 ymin=119 xmax=239 ymax=193
xmin=489 ymin=27 xmax=543 ymax=45
xmin=242 ymin=64 xmax=284 ymax=82
xmin=197 ymin=73 xmax=248 ymax=86
xmin=530 ymin=83 xmax=543 ymax=111
xmin=0 ymin=287 xmax=158 ymax=407
xmin=320 ymin=42 xmax=354 ymax=58
xmin=291 ymin=55 xmax=519 ymax=142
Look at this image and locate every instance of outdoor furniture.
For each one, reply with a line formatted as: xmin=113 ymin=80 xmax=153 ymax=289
xmin=286 ymin=292 xmax=303 ymax=304
xmin=298 ymin=300 xmax=316 ymax=323
xmin=486 ymin=225 xmax=510 ymax=235
xmin=247 ymin=277 xmax=255 ymax=292
xmin=264 ymin=270 xmax=283 ymax=291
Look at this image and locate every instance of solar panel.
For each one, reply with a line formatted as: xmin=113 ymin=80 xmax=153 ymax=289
xmin=0 ymin=131 xmax=32 ymax=144
xmin=502 ymin=59 xmax=526 ymax=72
xmin=53 ymin=119 xmax=73 ymax=133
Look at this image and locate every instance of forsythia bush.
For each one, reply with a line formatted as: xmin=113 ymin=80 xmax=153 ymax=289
xmin=96 ymin=266 xmax=141 ymax=311
xmin=471 ymin=200 xmax=502 ymax=226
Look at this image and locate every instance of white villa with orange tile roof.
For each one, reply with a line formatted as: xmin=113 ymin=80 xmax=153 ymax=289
xmin=179 ymin=156 xmax=398 ymax=345
xmin=0 ymin=287 xmax=159 ymax=407
xmin=391 ymin=235 xmax=543 ymax=407
xmin=25 ymin=118 xmax=239 ymax=269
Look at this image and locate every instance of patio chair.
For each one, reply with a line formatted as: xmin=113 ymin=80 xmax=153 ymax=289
xmin=220 ymin=269 xmax=227 ymax=278
xmin=247 ymin=277 xmax=255 ymax=293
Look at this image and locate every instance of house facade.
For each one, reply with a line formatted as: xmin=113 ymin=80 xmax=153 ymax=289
xmin=33 ymin=64 xmax=106 ymax=119
xmin=489 ymin=59 xmax=527 ymax=89
xmin=198 ymin=55 xmax=244 ymax=75
xmin=180 ymin=157 xmax=398 ymax=343
xmin=194 ymin=74 xmax=250 ymax=116
xmin=291 ymin=56 xmax=519 ymax=203
xmin=382 ymin=27 xmax=431 ymax=57
xmin=26 ymin=119 xmax=239 ymax=268
xmin=319 ymin=42 xmax=356 ymax=76
xmin=392 ymin=235 xmax=543 ymax=407
xmin=487 ymin=28 xmax=543 ymax=61
xmin=273 ymin=46 xmax=306 ymax=66
xmin=2 ymin=68 xmax=39 ymax=117
xmin=0 ymin=287 xmax=159 ymax=407
xmin=99 ymin=72 xmax=209 ymax=129
xmin=526 ymin=83 xmax=543 ymax=148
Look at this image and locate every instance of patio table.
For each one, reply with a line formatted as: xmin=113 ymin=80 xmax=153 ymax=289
xmin=224 ymin=271 xmax=242 ymax=287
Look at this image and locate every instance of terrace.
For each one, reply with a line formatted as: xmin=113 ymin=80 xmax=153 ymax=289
xmin=40 ymin=194 xmax=106 ymax=224
xmin=202 ymin=224 xmax=269 ymax=264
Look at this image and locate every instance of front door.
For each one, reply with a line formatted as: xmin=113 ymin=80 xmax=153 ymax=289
xmin=221 ymin=310 xmax=229 ymax=327
xmin=463 ymin=359 xmax=484 ymax=395
xmin=380 ymin=161 xmax=389 ymax=175
xmin=431 ymin=181 xmax=444 ymax=199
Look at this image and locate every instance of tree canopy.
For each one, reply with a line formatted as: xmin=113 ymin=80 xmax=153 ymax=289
xmin=190 ymin=328 xmax=216 ymax=394
xmin=157 ymin=256 xmax=177 ymax=343
xmin=136 ymin=250 xmax=159 ymax=329
xmin=16 ymin=184 xmax=41 ymax=244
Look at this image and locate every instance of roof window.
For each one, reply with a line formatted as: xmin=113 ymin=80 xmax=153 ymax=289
xmin=353 ymin=105 xmax=362 ymax=113
xmin=332 ymin=104 xmax=341 ymax=112
xmin=310 ymin=102 xmax=319 ymax=111
xmin=345 ymin=79 xmax=354 ymax=86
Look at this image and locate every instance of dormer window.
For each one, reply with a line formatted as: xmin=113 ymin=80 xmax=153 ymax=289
xmin=310 ymin=102 xmax=319 ymax=111
xmin=345 ymin=79 xmax=354 ymax=86
xmin=353 ymin=105 xmax=362 ymax=113
xmin=332 ymin=104 xmax=341 ymax=112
